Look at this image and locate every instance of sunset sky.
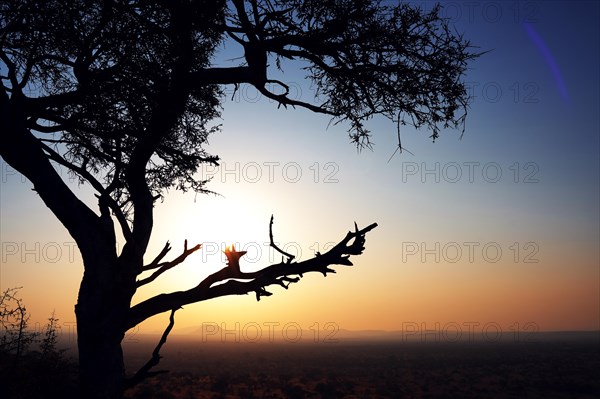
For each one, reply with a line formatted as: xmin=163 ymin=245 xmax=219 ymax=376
xmin=1 ymin=1 xmax=598 ymax=340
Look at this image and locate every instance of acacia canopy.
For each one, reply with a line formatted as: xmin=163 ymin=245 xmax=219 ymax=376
xmin=2 ymin=0 xmax=475 ymax=220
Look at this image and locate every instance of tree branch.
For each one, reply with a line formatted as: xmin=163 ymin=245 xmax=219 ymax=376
xmin=269 ymin=214 xmax=294 ymax=263
xmin=255 ymin=83 xmax=336 ymax=114
xmin=125 ymin=308 xmax=178 ymax=390
xmin=136 ymin=240 xmax=201 ymax=287
xmin=38 ymin=141 xmax=133 ymax=241
xmin=0 ymin=90 xmax=104 ymax=252
xmin=142 ymin=242 xmax=172 ymax=271
xmin=127 ymin=221 xmax=377 ymax=329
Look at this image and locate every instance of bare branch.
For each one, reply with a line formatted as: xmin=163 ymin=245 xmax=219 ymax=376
xmin=142 ymin=242 xmax=172 ymax=271
xmin=125 ymin=308 xmax=178 ymax=389
xmin=0 ymin=49 xmax=21 ymax=96
xmin=128 ymin=221 xmax=378 ymax=329
xmin=136 ymin=240 xmax=201 ymax=287
xmin=38 ymin=141 xmax=133 ymax=241
xmin=269 ymin=214 xmax=294 ymax=263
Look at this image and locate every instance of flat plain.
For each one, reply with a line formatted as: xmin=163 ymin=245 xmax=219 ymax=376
xmin=121 ymin=332 xmax=600 ymax=399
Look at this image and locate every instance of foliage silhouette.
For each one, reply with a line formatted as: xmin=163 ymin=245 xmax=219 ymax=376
xmin=0 ymin=287 xmax=38 ymax=360
xmin=1 ymin=1 xmax=479 ymax=398
xmin=0 ymin=289 xmax=76 ymax=399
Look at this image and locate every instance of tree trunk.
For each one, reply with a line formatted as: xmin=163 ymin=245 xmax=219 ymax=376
xmin=75 ymin=254 xmax=134 ymax=399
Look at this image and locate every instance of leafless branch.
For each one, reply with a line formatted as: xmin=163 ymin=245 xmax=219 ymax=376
xmin=136 ymin=240 xmax=201 ymax=287
xmin=269 ymin=214 xmax=294 ymax=263
xmin=142 ymin=242 xmax=172 ymax=271
xmin=38 ymin=141 xmax=133 ymax=241
xmin=128 ymin=221 xmax=378 ymax=329
xmin=125 ymin=308 xmax=178 ymax=389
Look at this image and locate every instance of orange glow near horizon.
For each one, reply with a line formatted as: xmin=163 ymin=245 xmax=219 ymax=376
xmin=1 ymin=151 xmax=600 ymax=335
xmin=2 ymin=226 xmax=598 ymax=336
xmin=1 ymin=147 xmax=599 ymax=335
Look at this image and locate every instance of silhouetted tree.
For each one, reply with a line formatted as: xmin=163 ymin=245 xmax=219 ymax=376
xmin=0 ymin=287 xmax=38 ymax=361
xmin=0 ymin=1 xmax=479 ymax=398
xmin=40 ymin=310 xmax=67 ymax=365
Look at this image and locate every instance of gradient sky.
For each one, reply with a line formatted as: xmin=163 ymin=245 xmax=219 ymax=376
xmin=1 ymin=1 xmax=598 ymax=339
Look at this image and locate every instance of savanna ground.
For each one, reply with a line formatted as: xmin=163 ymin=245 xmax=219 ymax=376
xmin=123 ymin=334 xmax=599 ymax=399
xmin=2 ymin=334 xmax=599 ymax=398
